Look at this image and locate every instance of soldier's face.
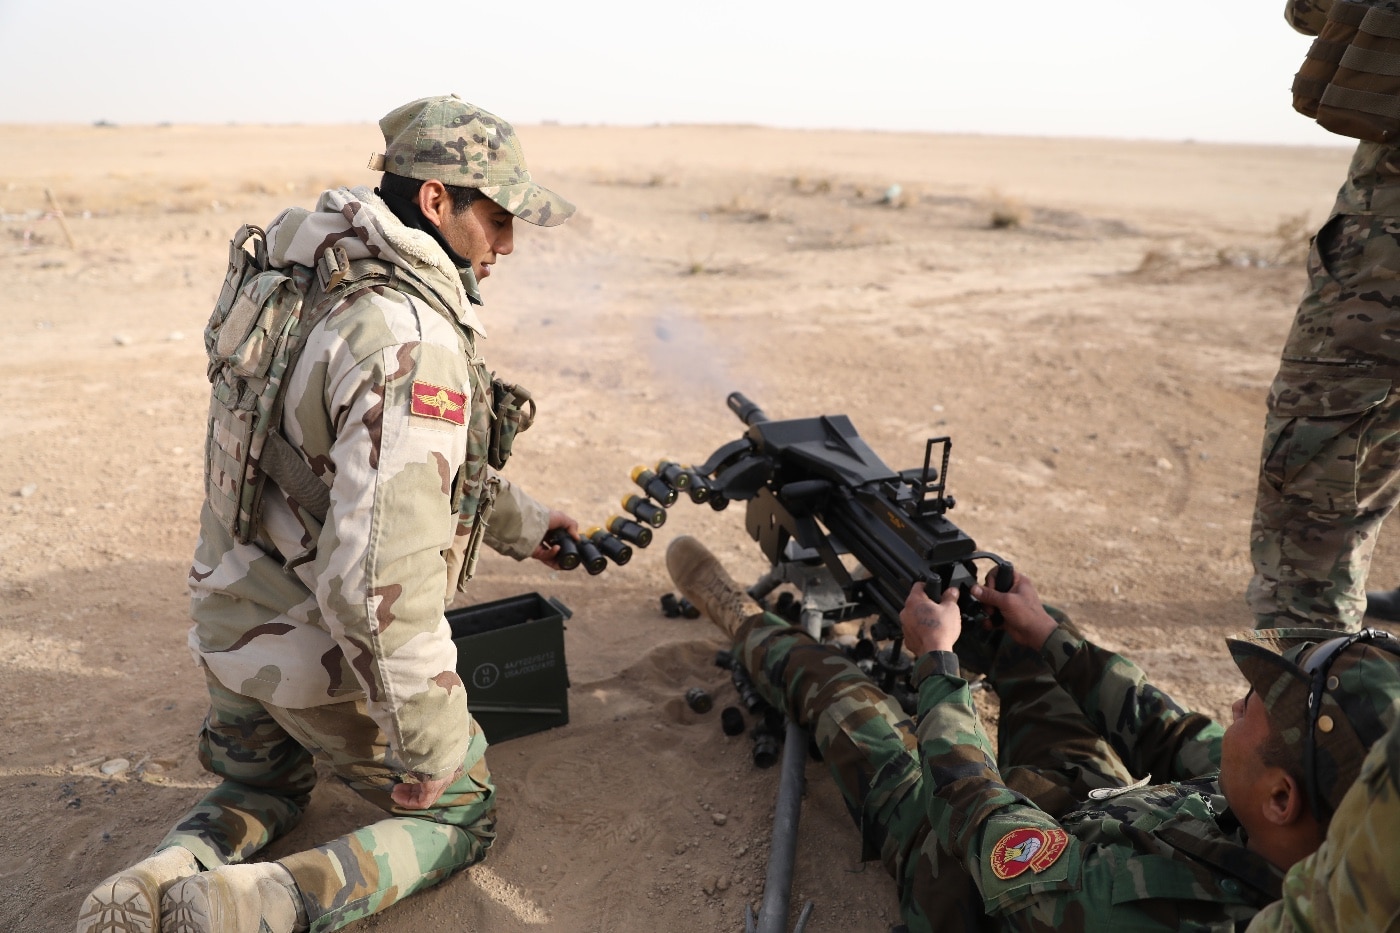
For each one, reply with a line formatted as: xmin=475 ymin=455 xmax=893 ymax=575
xmin=438 ymin=198 xmax=516 ymax=283
xmin=1219 ymin=689 xmax=1276 ymax=825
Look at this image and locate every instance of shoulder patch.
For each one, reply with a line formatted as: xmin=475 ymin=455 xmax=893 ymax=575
xmin=411 ymin=381 xmax=467 ymax=425
xmin=989 ymin=827 xmax=1069 ymax=880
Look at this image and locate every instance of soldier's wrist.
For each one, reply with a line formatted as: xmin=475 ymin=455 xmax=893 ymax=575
xmin=912 ymin=650 xmax=962 ymax=686
xmin=1039 ymin=626 xmax=1082 ymax=672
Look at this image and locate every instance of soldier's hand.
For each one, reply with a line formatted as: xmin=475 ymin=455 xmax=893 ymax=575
xmin=532 ymin=510 xmax=580 ymax=568
xmin=391 ymin=769 xmax=461 ymax=810
xmin=970 ymin=568 xmax=1058 ymax=652
xmin=900 ymin=582 xmax=963 ymax=656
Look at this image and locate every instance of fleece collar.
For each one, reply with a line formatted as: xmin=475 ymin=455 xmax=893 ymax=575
xmin=264 ymin=186 xmax=487 ymax=336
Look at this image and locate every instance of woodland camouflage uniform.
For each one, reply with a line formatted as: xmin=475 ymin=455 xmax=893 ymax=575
xmin=732 ymin=610 xmax=1400 ymax=933
xmin=1248 ymin=0 xmax=1400 ymax=632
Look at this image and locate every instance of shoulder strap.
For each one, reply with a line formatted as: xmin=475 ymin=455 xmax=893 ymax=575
xmin=261 ymin=431 xmax=332 ymax=521
xmin=257 ymin=247 xmax=395 ymax=524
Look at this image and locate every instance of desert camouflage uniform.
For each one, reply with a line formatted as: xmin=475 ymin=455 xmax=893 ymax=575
xmin=167 ymin=186 xmax=550 ymax=932
xmin=1246 ymin=714 xmax=1400 ymax=932
xmin=735 ymin=614 xmax=1279 ymax=933
xmin=1249 ymin=0 xmax=1400 ymax=632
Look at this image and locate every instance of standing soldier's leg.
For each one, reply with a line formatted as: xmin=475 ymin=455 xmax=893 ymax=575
xmin=668 ymin=536 xmax=987 ymax=933
xmin=1249 ymin=213 xmax=1400 ymax=632
xmin=1248 ymin=394 xmax=1400 ymax=631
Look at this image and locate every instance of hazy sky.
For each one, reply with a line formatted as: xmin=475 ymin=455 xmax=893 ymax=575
xmin=0 ymin=0 xmax=1344 ymax=148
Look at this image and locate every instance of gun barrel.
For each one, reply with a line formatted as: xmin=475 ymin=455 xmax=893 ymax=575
xmin=726 ymin=392 xmax=768 ymax=426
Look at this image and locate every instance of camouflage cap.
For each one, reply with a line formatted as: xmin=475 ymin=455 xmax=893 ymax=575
xmin=1227 ymin=627 xmax=1400 ymax=821
xmin=369 ymin=95 xmax=575 ymax=227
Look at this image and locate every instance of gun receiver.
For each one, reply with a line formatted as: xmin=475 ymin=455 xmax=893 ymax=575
xmin=697 ymin=392 xmax=1012 ymax=629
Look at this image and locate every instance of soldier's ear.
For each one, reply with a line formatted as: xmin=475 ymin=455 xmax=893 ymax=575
xmin=1262 ymin=768 xmax=1309 ymax=827
xmin=416 ymin=180 xmax=450 ymax=228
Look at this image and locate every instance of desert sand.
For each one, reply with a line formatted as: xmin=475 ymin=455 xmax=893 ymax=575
xmin=2 ymin=121 xmax=1395 ymax=932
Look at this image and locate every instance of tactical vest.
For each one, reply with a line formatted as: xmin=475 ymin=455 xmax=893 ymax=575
xmin=202 ymin=224 xmax=531 ymax=594
xmin=1294 ymin=0 xmax=1400 ymax=143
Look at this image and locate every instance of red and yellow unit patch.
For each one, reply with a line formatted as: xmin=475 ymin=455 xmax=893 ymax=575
xmin=989 ymin=827 xmax=1069 ymax=880
xmin=410 ymin=381 xmax=467 ymax=425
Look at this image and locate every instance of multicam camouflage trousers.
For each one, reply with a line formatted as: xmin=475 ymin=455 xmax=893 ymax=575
xmin=155 ymin=670 xmax=496 ymax=933
xmin=1249 ymin=212 xmax=1400 ymax=632
xmin=733 ymin=612 xmax=1134 ymax=933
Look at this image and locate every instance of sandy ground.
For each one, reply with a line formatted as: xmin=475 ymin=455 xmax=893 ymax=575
xmin=2 ymin=122 xmax=1396 ymax=932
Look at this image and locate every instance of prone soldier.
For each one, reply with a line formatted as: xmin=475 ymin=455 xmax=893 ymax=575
xmin=667 ymin=535 xmax=1400 ymax=932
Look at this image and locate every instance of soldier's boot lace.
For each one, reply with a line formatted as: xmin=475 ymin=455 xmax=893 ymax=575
xmin=666 ymin=535 xmax=763 ymax=639
xmin=161 ymin=862 xmax=307 ymax=933
xmin=76 ymin=845 xmax=200 ymax=933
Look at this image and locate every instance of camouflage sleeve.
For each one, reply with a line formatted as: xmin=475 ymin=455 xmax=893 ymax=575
xmin=1246 ymin=717 xmax=1400 ymax=933
xmin=913 ymin=653 xmax=1238 ymax=930
xmin=307 ymin=291 xmax=476 ymax=782
xmin=482 ymin=469 xmax=551 ymax=560
xmin=913 ymin=654 xmax=1100 ymax=926
xmin=914 ymin=651 xmax=1028 ymax=834
xmin=1039 ymin=627 xmax=1224 ymax=781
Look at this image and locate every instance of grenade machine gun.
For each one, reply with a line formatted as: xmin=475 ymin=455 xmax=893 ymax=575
xmin=668 ymin=393 xmax=1014 ymax=933
xmin=696 ymin=393 xmax=1013 ymax=697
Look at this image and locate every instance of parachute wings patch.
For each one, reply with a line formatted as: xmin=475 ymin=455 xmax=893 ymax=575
xmin=410 ymin=381 xmax=467 ymax=425
xmin=989 ymin=827 xmax=1069 ymax=880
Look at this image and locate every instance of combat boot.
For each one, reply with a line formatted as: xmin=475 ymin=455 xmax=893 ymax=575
xmin=76 ymin=845 xmax=200 ymax=933
xmin=161 ymin=862 xmax=307 ymax=933
xmin=666 ymin=535 xmax=763 ymax=638
xmin=1366 ymin=587 xmax=1400 ymax=622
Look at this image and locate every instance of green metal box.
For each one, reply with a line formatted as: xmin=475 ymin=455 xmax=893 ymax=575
xmin=447 ymin=593 xmax=571 ymax=744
